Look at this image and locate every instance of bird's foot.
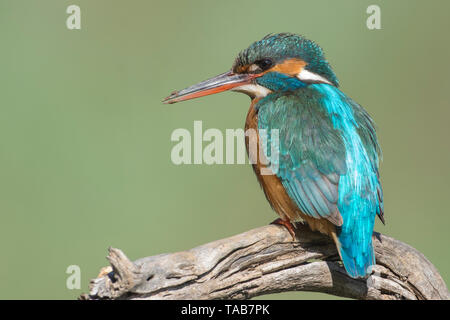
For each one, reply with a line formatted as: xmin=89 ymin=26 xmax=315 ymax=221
xmin=270 ymin=218 xmax=296 ymax=241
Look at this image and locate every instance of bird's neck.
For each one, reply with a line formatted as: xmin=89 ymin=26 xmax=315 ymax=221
xmin=255 ymin=71 xmax=338 ymax=96
xmin=256 ymin=72 xmax=307 ymax=92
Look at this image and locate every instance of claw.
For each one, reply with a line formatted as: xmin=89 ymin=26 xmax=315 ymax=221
xmin=271 ymin=218 xmax=296 ymax=241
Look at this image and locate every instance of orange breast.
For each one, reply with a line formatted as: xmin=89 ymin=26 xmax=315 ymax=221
xmin=244 ymin=100 xmax=337 ymax=237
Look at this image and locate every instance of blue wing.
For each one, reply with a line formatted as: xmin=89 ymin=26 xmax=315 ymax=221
xmin=257 ymin=90 xmax=347 ymax=226
xmin=257 ymin=85 xmax=383 ymax=278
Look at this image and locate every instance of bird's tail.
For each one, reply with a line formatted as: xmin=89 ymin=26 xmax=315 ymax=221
xmin=332 ymin=230 xmax=375 ymax=279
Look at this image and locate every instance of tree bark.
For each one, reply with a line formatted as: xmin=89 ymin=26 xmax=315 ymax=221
xmin=80 ymin=223 xmax=449 ymax=300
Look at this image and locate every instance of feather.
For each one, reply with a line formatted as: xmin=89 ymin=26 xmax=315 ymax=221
xmin=257 ymin=83 xmax=383 ymax=278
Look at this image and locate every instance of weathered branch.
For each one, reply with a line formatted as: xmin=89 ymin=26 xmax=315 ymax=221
xmin=81 ymin=223 xmax=449 ymax=300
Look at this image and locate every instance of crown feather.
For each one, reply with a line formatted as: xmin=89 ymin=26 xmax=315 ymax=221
xmin=233 ymin=33 xmax=339 ymax=87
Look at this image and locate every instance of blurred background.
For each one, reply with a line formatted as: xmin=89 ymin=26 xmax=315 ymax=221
xmin=0 ymin=0 xmax=449 ymax=299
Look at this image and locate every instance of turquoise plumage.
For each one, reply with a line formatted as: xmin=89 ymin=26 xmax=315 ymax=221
xmin=164 ymin=32 xmax=384 ymax=279
xmin=256 ymin=71 xmax=383 ymax=278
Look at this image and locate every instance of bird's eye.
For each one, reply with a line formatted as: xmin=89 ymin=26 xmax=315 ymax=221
xmin=255 ymin=58 xmax=273 ymax=71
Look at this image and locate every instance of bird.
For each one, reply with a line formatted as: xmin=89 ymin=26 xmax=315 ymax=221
xmin=163 ymin=33 xmax=384 ymax=279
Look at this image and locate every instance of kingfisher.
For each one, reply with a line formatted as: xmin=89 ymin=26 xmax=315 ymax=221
xmin=163 ymin=33 xmax=384 ymax=278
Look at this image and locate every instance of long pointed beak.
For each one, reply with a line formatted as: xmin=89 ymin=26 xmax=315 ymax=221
xmin=163 ymin=70 xmax=256 ymax=104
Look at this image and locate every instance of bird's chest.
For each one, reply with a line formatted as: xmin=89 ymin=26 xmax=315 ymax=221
xmin=244 ymin=99 xmax=260 ymax=163
xmin=244 ymin=99 xmax=295 ymax=220
xmin=244 ymin=99 xmax=336 ymax=236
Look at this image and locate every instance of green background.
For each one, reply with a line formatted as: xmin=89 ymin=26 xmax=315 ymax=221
xmin=0 ymin=0 xmax=449 ymax=299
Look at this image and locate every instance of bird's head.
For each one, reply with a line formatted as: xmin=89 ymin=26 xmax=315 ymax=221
xmin=163 ymin=33 xmax=338 ymax=104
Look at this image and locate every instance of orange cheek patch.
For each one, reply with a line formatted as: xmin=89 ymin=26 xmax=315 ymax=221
xmin=269 ymin=58 xmax=307 ymax=76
